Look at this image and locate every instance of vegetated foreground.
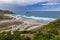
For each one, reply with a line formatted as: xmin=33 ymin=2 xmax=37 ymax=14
xmin=0 ymin=19 xmax=60 ymax=40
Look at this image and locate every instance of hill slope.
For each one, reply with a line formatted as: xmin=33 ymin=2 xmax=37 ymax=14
xmin=33 ymin=19 xmax=60 ymax=40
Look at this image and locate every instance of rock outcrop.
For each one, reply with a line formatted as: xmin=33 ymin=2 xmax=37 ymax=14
xmin=0 ymin=10 xmax=14 ymax=14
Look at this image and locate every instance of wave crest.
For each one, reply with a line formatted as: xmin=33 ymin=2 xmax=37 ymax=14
xmin=12 ymin=14 xmax=56 ymax=23
xmin=16 ymin=15 xmax=55 ymax=20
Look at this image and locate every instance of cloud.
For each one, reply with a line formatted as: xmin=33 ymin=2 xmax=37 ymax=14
xmin=0 ymin=0 xmax=60 ymax=6
xmin=15 ymin=0 xmax=47 ymax=6
xmin=43 ymin=0 xmax=60 ymax=5
xmin=0 ymin=0 xmax=46 ymax=5
xmin=42 ymin=3 xmax=60 ymax=5
xmin=0 ymin=0 xmax=14 ymax=4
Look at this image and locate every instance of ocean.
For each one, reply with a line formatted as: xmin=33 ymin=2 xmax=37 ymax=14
xmin=12 ymin=11 xmax=60 ymax=23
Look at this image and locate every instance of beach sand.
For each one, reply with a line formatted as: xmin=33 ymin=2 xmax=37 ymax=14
xmin=0 ymin=14 xmax=46 ymax=32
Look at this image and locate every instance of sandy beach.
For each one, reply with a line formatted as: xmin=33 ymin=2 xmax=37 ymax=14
xmin=0 ymin=14 xmax=46 ymax=32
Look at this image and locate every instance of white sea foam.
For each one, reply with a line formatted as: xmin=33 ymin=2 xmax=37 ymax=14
xmin=15 ymin=15 xmax=55 ymax=20
xmin=10 ymin=14 xmax=56 ymax=23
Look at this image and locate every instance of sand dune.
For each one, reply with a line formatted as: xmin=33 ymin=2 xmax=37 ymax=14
xmin=0 ymin=14 xmax=46 ymax=32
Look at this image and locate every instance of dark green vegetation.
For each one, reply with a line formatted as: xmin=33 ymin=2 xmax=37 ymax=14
xmin=0 ymin=31 xmax=32 ymax=40
xmin=0 ymin=19 xmax=60 ymax=40
xmin=34 ymin=19 xmax=60 ymax=40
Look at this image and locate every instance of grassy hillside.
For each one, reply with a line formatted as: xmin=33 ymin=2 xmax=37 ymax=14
xmin=33 ymin=19 xmax=60 ymax=40
xmin=39 ymin=19 xmax=60 ymax=32
xmin=0 ymin=19 xmax=60 ymax=40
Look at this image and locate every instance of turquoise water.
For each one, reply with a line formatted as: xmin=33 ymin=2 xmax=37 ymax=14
xmin=11 ymin=11 xmax=60 ymax=23
xmin=15 ymin=11 xmax=60 ymax=18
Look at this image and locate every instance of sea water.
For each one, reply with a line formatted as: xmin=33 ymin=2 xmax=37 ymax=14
xmin=12 ymin=11 xmax=60 ymax=23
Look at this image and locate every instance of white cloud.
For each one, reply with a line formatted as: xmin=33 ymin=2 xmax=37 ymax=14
xmin=0 ymin=0 xmax=14 ymax=4
xmin=43 ymin=0 xmax=60 ymax=5
xmin=0 ymin=0 xmax=48 ymax=6
xmin=42 ymin=3 xmax=60 ymax=5
xmin=0 ymin=0 xmax=46 ymax=5
xmin=15 ymin=0 xmax=46 ymax=5
xmin=0 ymin=0 xmax=60 ymax=6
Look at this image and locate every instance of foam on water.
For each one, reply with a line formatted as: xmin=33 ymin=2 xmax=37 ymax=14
xmin=11 ymin=14 xmax=56 ymax=23
xmin=15 ymin=15 xmax=55 ymax=20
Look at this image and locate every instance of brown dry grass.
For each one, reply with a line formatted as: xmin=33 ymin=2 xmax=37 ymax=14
xmin=21 ymin=34 xmax=34 ymax=40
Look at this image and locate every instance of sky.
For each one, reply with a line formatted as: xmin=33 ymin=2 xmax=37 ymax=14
xmin=0 ymin=0 xmax=60 ymax=12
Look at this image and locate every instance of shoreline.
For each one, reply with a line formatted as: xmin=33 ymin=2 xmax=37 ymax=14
xmin=0 ymin=14 xmax=47 ymax=31
xmin=6 ymin=14 xmax=56 ymax=23
xmin=0 ymin=14 xmax=56 ymax=32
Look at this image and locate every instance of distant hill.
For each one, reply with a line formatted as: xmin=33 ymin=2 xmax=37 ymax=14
xmin=0 ymin=10 xmax=14 ymax=14
xmin=0 ymin=10 xmax=15 ymax=20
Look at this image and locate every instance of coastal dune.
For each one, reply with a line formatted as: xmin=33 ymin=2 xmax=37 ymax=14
xmin=0 ymin=15 xmax=46 ymax=32
xmin=0 ymin=10 xmax=47 ymax=32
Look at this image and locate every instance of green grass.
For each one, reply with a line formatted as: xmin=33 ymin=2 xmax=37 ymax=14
xmin=33 ymin=19 xmax=60 ymax=40
xmin=0 ymin=15 xmax=60 ymax=40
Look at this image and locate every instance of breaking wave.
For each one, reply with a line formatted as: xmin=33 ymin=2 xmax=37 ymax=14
xmin=16 ymin=15 xmax=55 ymax=20
xmin=11 ymin=14 xmax=56 ymax=23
